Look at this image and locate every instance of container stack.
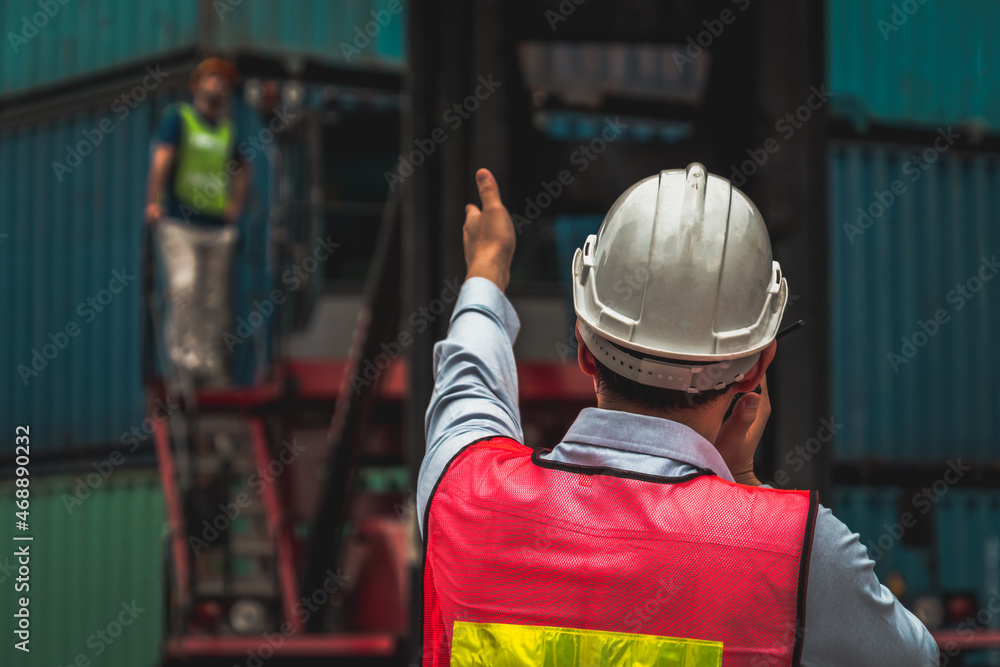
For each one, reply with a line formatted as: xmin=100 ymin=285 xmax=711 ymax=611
xmin=0 ymin=2 xmax=405 ymax=665
xmin=826 ymin=0 xmax=1000 ymax=659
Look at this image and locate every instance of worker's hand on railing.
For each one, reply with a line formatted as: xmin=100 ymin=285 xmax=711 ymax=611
xmin=464 ymin=168 xmax=516 ymax=292
xmin=714 ymin=348 xmax=775 ymax=486
xmin=144 ymin=202 xmax=164 ymax=226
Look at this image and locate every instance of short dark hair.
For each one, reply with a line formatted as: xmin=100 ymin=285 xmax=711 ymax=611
xmin=592 ymin=355 xmax=731 ymax=411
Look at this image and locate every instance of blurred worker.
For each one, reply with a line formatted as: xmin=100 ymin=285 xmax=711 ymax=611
xmin=419 ymin=167 xmax=937 ymax=665
xmin=145 ymin=57 xmax=249 ymax=388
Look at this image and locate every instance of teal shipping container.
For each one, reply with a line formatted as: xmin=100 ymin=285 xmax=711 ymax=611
xmin=0 ymin=469 xmax=166 ymax=667
xmin=827 ymin=0 xmax=1000 ymax=131
xmin=835 ymin=486 xmax=1000 ymax=665
xmin=2 ymin=0 xmax=406 ymax=102
xmin=833 ymin=486 xmax=933 ymax=599
xmin=828 ymin=141 xmax=1000 ymax=463
xmin=0 ymin=89 xmax=274 ymax=453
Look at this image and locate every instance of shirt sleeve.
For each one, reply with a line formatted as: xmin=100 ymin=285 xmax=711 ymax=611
xmin=417 ymin=277 xmax=523 ymax=537
xmin=155 ymin=105 xmax=181 ymax=147
xmin=799 ymin=505 xmax=939 ymax=666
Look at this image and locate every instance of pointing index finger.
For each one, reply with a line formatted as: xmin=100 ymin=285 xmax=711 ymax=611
xmin=476 ymin=168 xmax=503 ymax=210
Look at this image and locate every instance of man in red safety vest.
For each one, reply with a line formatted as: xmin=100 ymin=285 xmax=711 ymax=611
xmin=418 ymin=167 xmax=938 ymax=666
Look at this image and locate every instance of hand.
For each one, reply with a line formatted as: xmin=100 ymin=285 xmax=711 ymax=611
xmin=464 ymin=168 xmax=516 ymax=291
xmin=714 ymin=375 xmax=771 ymax=486
xmin=144 ymin=203 xmax=164 ymax=226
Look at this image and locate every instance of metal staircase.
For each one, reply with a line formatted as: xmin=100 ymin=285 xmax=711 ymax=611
xmin=154 ymin=411 xmax=302 ymax=636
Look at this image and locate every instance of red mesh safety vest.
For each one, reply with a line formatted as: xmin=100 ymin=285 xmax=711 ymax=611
xmin=422 ymin=437 xmax=818 ymax=667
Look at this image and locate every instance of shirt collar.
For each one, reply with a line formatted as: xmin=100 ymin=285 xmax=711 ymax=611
xmin=553 ymin=406 xmax=736 ymax=482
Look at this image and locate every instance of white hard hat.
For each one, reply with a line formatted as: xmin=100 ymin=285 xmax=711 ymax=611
xmin=572 ymin=162 xmax=788 ymax=393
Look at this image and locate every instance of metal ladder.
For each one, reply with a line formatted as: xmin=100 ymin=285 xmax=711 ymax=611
xmin=155 ymin=411 xmax=302 ymax=635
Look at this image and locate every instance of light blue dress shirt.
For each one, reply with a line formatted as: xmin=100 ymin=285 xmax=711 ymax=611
xmin=419 ymin=277 xmax=938 ymax=666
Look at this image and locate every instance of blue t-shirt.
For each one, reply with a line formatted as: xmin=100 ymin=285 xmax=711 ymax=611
xmin=155 ymin=104 xmax=245 ymax=227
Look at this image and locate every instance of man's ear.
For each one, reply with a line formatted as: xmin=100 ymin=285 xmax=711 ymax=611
xmin=575 ymin=319 xmax=597 ymax=378
xmin=734 ymin=340 xmax=777 ymax=392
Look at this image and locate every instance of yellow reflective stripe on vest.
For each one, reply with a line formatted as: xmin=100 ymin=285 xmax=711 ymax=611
xmin=451 ymin=621 xmax=723 ymax=667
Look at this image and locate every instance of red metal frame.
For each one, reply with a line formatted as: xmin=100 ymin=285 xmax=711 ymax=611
xmin=932 ymin=629 xmax=1000 ymax=651
xmin=246 ymin=416 xmax=305 ymax=634
xmin=194 ymin=367 xmax=288 ymax=408
xmin=152 ymin=406 xmax=191 ymax=613
xmin=165 ymin=634 xmax=397 ymax=658
xmin=153 ymin=355 xmax=591 ymax=657
xmin=148 ymin=358 xmax=593 ymax=407
xmin=284 ymin=357 xmax=595 ymax=404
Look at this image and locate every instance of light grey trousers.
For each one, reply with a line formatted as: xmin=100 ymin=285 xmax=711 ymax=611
xmin=155 ymin=218 xmax=238 ymax=387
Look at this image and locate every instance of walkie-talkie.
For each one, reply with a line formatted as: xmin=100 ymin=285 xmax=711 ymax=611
xmin=722 ymin=320 xmax=805 ymax=421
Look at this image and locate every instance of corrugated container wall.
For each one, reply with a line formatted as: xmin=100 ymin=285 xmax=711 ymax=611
xmin=0 ymin=470 xmax=166 ymax=667
xmin=211 ymin=0 xmax=406 ymax=71
xmin=828 ymin=142 xmax=1000 ymax=462
xmin=2 ymin=0 xmax=201 ymax=98
xmin=0 ymin=90 xmax=273 ymax=453
xmin=827 ymin=0 xmax=1000 ymax=130
xmin=1 ymin=0 xmax=406 ymax=101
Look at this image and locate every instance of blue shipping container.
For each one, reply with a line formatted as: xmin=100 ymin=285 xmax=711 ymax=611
xmin=0 ymin=89 xmax=273 ymax=453
xmin=835 ymin=486 xmax=1000 ymax=664
xmin=1 ymin=0 xmax=407 ymax=101
xmin=828 ymin=141 xmax=1000 ymax=463
xmin=827 ymin=0 xmax=1000 ymax=131
xmin=833 ymin=486 xmax=934 ymax=599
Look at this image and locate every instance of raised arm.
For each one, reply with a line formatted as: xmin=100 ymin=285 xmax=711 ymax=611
xmin=417 ymin=169 xmax=521 ymax=535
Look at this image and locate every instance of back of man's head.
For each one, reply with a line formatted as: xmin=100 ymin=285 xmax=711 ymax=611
xmin=571 ymin=163 xmax=787 ymax=412
xmin=590 ymin=345 xmax=730 ymax=412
